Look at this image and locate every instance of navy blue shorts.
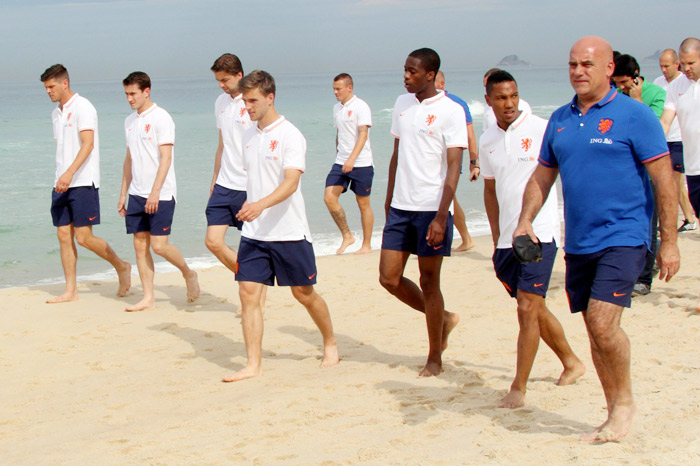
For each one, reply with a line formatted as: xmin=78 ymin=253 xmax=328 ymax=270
xmin=325 ymin=163 xmax=374 ymax=196
xmin=564 ymin=245 xmax=646 ymax=313
xmin=205 ymin=184 xmax=245 ymax=229
xmin=687 ymin=174 xmax=700 ymax=218
xmin=493 ymin=242 xmax=557 ymax=298
xmin=125 ymin=194 xmax=176 ymax=236
xmin=51 ymin=185 xmax=100 ymax=227
xmin=668 ymin=141 xmax=684 ymax=173
xmin=235 ymin=237 xmax=318 ymax=286
xmin=381 ymin=207 xmax=453 ymax=257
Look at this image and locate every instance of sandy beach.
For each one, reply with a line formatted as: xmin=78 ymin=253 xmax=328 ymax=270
xmin=3 ymin=233 xmax=700 ymax=465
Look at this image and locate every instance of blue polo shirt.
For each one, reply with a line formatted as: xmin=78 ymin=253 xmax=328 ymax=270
xmin=539 ymin=87 xmax=669 ymax=254
xmin=445 ymin=91 xmax=473 ymax=124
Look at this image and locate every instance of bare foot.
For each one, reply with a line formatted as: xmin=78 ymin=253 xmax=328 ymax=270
xmin=418 ymin=359 xmax=443 ymax=377
xmin=336 ymin=236 xmax=355 ymax=254
xmin=125 ymin=298 xmax=155 ymax=312
xmin=596 ymin=403 xmax=636 ymax=442
xmin=222 ymin=366 xmax=262 ymax=382
xmin=557 ymin=360 xmax=586 ymax=386
xmin=354 ymin=245 xmax=371 ymax=255
xmin=46 ymin=291 xmax=78 ymax=304
xmin=580 ymin=420 xmax=608 ymax=443
xmin=321 ymin=343 xmax=339 ymax=368
xmin=499 ymin=388 xmax=526 ymax=408
xmin=185 ymin=270 xmax=200 ymax=302
xmin=442 ymin=311 xmax=460 ymax=352
xmin=453 ymin=240 xmax=475 ymax=252
xmin=116 ymin=262 xmax=132 ymax=297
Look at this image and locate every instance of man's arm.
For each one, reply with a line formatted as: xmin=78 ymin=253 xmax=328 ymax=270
xmin=236 ymin=168 xmax=302 ymax=222
xmin=483 ymin=179 xmax=500 ymax=247
xmin=426 ymin=146 xmax=463 ymax=246
xmin=118 ymin=148 xmax=133 ymax=217
xmin=645 ymin=157 xmax=681 ymax=281
xmin=145 ymin=144 xmax=174 ymax=214
xmin=659 ymin=108 xmax=676 ymax=135
xmin=384 ymin=138 xmax=400 ymax=217
xmin=513 ymin=164 xmax=559 ymax=242
xmin=55 ymin=130 xmax=94 ymax=193
xmin=342 ymin=125 xmax=369 ymax=173
xmin=210 ymin=131 xmax=224 ymax=195
xmin=467 ymin=124 xmax=480 ymax=182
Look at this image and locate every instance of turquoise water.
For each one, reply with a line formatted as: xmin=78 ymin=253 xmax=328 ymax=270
xmin=0 ymin=66 xmax=574 ymax=288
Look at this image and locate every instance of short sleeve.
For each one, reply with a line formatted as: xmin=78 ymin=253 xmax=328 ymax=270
xmin=390 ymin=97 xmax=401 ymax=138
xmin=282 ymin=127 xmax=307 ymax=172
xmin=631 ymin=106 xmax=670 ymax=163
xmin=538 ymin=118 xmax=558 ymax=168
xmin=357 ymin=100 xmax=373 ymax=127
xmin=442 ymin=106 xmax=469 ymax=149
xmin=479 ymin=136 xmax=494 ymax=179
xmin=75 ymin=100 xmax=97 ymax=132
xmin=463 ymin=103 xmax=473 ymax=124
xmin=156 ymin=111 xmax=175 ymax=145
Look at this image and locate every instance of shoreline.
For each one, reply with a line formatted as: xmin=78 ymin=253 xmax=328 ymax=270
xmin=3 ymin=233 xmax=700 ymax=463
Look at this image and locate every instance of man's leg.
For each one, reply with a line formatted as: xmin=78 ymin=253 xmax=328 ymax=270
xmin=223 ymin=280 xmax=265 ymax=382
xmin=150 ymin=235 xmax=200 ymax=303
xmin=127 ymin=232 xmax=156 ymax=312
xmin=452 ymin=197 xmax=475 ymax=252
xmin=354 ymin=194 xmax=373 ymax=255
xmin=677 ymin=172 xmax=697 ymax=227
xmin=291 ymin=285 xmax=339 ymax=367
xmin=324 ymin=185 xmax=355 ymax=254
xmin=379 ymin=249 xmax=459 ymax=356
xmin=580 ymin=298 xmax=634 ymax=443
xmin=537 ymin=304 xmax=585 ymax=386
xmin=74 ymin=225 xmax=131 ymax=296
xmin=417 ymin=255 xmax=450 ymax=377
xmin=205 ymin=224 xmax=237 ymax=271
xmin=47 ymin=224 xmax=79 ymax=303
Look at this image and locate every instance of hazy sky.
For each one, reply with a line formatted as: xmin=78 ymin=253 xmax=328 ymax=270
xmin=1 ymin=0 xmax=697 ymax=83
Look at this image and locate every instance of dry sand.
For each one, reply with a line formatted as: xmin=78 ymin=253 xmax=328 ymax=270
xmin=2 ymin=234 xmax=700 ymax=465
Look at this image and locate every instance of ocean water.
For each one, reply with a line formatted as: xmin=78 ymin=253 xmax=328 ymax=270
xmin=0 ymin=65 xmax=576 ymax=288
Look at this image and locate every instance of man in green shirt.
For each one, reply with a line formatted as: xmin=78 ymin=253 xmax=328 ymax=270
xmin=612 ymin=54 xmax=666 ymax=117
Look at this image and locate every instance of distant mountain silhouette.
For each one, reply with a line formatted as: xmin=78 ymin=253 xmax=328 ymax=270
xmin=644 ymin=49 xmax=663 ymax=62
xmin=497 ymin=55 xmax=531 ymax=66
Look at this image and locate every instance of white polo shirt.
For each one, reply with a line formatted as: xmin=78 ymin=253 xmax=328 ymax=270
xmin=241 ymin=116 xmax=312 ymax=242
xmin=390 ymin=91 xmax=469 ymax=212
xmin=52 ymin=93 xmax=100 ymax=188
xmin=215 ymin=93 xmax=252 ymax=190
xmin=482 ymin=98 xmax=531 ymax=133
xmin=665 ymin=74 xmax=700 ymax=175
xmin=654 ymin=74 xmax=682 ymax=142
xmin=480 ymin=111 xmax=560 ymax=249
xmin=334 ymin=95 xmax=373 ymax=166
xmin=124 ymin=104 xmax=177 ymax=201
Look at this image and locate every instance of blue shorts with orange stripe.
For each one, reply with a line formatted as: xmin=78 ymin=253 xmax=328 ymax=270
xmin=381 ymin=207 xmax=453 ymax=257
xmin=235 ymin=237 xmax=317 ymax=287
xmin=564 ymin=245 xmax=646 ymax=313
xmin=493 ymin=242 xmax=557 ymax=298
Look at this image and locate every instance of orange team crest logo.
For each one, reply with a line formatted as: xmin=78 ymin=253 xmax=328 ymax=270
xmin=521 ymin=138 xmax=533 ymax=152
xmin=239 ymin=107 xmax=246 ymax=117
xmin=144 ymin=124 xmax=151 ymax=134
xmin=347 ymin=110 xmax=353 ymax=117
xmin=269 ymin=140 xmax=278 ymax=152
xmin=425 ymin=114 xmax=436 ymax=126
xmin=598 ymin=119 xmax=613 ymax=134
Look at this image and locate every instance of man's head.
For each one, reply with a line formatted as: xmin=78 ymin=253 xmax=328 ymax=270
xmin=40 ymin=64 xmax=70 ymax=103
xmin=211 ymin=53 xmax=244 ymax=96
xmin=568 ymin=36 xmax=614 ymax=102
xmin=679 ymin=37 xmax=700 ymax=82
xmin=333 ymin=73 xmax=354 ymax=103
xmin=658 ymin=49 xmax=681 ymax=81
xmin=435 ymin=71 xmax=445 ymax=91
xmin=123 ymin=71 xmax=152 ymax=112
xmin=483 ymin=68 xmax=501 ymax=88
xmin=612 ymin=54 xmax=641 ymax=95
xmin=485 ymin=70 xmax=520 ymax=128
xmin=238 ymin=70 xmax=276 ymax=122
xmin=404 ymin=48 xmax=440 ymax=95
